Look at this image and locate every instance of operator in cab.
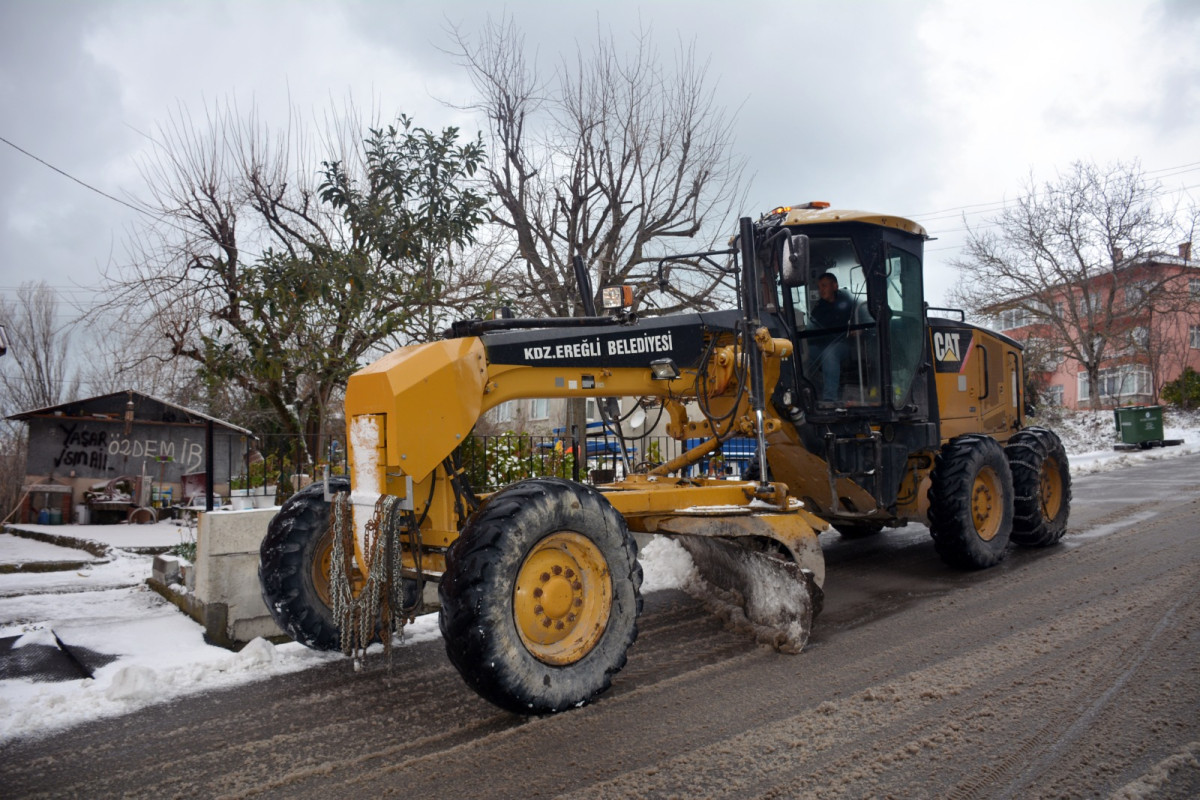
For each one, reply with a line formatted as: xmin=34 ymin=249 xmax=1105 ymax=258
xmin=810 ymin=272 xmax=854 ymax=402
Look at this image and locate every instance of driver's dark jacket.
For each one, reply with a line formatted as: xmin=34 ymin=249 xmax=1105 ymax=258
xmin=810 ymin=289 xmax=854 ymax=329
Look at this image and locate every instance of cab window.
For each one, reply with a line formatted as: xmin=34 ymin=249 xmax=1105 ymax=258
xmin=885 ymin=246 xmax=924 ymax=408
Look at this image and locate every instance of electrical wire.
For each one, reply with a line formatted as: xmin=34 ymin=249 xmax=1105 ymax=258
xmin=1 ymin=134 xmax=269 ymax=262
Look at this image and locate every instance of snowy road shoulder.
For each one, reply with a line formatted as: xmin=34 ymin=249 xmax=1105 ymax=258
xmin=0 ymin=578 xmax=342 ymax=743
xmin=0 ymin=537 xmax=700 ymax=745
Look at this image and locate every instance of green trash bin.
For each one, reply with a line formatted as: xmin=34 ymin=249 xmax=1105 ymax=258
xmin=1114 ymin=405 xmax=1164 ymax=446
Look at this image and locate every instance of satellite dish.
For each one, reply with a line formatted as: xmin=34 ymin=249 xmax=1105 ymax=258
xmin=629 ymin=407 xmax=646 ymax=430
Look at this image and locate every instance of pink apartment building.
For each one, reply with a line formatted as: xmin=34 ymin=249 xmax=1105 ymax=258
xmin=990 ymin=244 xmax=1199 ymax=410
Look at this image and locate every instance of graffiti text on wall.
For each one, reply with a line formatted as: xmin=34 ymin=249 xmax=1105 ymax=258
xmin=107 ymin=433 xmax=205 ymax=474
xmin=51 ymin=423 xmax=206 ymax=475
xmin=53 ymin=424 xmax=110 ymax=471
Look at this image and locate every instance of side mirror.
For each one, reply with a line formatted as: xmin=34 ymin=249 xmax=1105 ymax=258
xmin=780 ymin=234 xmax=809 ymax=288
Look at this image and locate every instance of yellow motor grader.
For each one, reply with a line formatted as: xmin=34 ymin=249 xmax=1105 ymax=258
xmin=260 ymin=205 xmax=1071 ymax=714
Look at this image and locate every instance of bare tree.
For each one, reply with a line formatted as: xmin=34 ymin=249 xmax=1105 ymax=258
xmin=951 ymin=160 xmax=1192 ymax=404
xmin=0 ymin=282 xmax=82 ymax=519
xmin=97 ymin=101 xmax=492 ymax=464
xmin=0 ymin=281 xmax=81 ymax=415
xmin=450 ymin=17 xmax=746 ymax=319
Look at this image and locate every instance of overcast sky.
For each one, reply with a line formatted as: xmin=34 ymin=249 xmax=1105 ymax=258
xmin=2 ymin=0 xmax=1198 ymax=320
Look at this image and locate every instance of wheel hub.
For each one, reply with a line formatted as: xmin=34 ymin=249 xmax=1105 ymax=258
xmin=971 ymin=467 xmax=1002 ymax=541
xmin=1040 ymin=457 xmax=1063 ymax=519
xmin=514 ymin=531 xmax=611 ymax=665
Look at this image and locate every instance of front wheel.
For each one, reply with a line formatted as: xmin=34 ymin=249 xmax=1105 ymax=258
xmin=1006 ymin=427 xmax=1071 ymax=547
xmin=439 ymin=478 xmax=642 ymax=714
xmin=927 ymin=435 xmax=1014 ymax=569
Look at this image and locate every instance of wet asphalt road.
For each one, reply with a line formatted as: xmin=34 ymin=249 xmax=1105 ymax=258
xmin=3 ymin=453 xmax=1199 ymax=799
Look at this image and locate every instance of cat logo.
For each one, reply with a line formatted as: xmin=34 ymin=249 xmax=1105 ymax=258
xmin=932 ymin=329 xmax=974 ymax=373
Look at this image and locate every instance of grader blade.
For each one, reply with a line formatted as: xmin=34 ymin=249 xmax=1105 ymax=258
xmin=652 ymin=511 xmax=826 ymax=654
xmin=677 ymin=536 xmax=818 ymax=653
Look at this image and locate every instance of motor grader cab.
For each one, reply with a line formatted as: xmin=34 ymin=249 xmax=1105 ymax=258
xmin=748 ymin=204 xmax=1070 ymax=556
xmin=260 ymin=205 xmax=1072 ymax=715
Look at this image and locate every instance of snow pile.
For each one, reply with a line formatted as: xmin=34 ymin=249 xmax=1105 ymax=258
xmin=1036 ymin=406 xmax=1200 ymax=476
xmin=0 ymin=575 xmax=450 ymax=743
xmin=639 ymin=536 xmax=699 ymax=592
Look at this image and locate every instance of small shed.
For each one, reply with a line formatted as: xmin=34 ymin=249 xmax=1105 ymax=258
xmin=7 ymin=391 xmax=252 ymax=523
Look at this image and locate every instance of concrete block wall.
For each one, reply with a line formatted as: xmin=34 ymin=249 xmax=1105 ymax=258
xmin=192 ymin=508 xmax=284 ymax=646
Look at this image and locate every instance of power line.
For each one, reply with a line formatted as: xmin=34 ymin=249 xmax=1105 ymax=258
xmin=904 ymin=161 xmax=1200 ymax=224
xmin=0 ymin=134 xmax=265 ymax=261
xmin=0 ymin=135 xmax=149 ymax=219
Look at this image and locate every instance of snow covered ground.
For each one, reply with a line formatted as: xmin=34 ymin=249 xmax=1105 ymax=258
xmin=1 ymin=409 xmax=1197 ymax=744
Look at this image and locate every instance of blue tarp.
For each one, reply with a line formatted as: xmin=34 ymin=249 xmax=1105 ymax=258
xmin=536 ymin=439 xmax=636 ymax=457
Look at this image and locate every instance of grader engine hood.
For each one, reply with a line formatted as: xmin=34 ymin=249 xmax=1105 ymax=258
xmin=345 ymin=336 xmax=489 ymax=487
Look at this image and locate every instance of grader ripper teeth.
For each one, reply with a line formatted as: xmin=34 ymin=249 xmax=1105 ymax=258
xmin=260 ymin=205 xmax=1071 ymax=715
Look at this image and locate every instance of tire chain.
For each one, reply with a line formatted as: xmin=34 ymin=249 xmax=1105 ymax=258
xmin=329 ymin=493 xmax=409 ymax=666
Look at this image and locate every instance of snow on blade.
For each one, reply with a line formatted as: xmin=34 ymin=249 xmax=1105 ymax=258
xmin=639 ymin=537 xmax=699 ymax=592
xmin=676 ymin=536 xmax=815 ymax=654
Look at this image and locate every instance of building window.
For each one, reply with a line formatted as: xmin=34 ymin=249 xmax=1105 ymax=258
xmin=495 ymin=401 xmax=515 ymax=423
xmin=1043 ymin=385 xmax=1064 ymax=406
xmin=1191 ymin=325 xmax=1200 ymax=349
xmin=998 ymin=307 xmax=1032 ymax=330
xmin=586 ymin=398 xmax=598 ymax=421
xmin=1125 ymin=281 xmax=1151 ymax=306
xmin=529 ymin=398 xmax=549 ymax=420
xmin=1189 ymin=278 xmax=1200 ymax=298
xmin=1079 ymin=365 xmax=1153 ymax=402
xmin=1130 ymin=326 xmax=1149 ymax=348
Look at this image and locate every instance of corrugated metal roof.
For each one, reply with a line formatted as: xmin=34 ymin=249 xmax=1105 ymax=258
xmin=6 ymin=390 xmax=252 ymax=435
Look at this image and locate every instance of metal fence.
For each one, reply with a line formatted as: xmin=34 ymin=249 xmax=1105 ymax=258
xmin=457 ymin=433 xmax=761 ymax=492
xmin=227 ymin=432 xmax=762 ymax=498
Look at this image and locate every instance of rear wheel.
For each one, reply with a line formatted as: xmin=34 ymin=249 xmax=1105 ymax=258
xmin=439 ymin=478 xmax=642 ymax=714
xmin=259 ymin=478 xmax=350 ymax=650
xmin=259 ymin=478 xmax=417 ymax=650
xmin=1006 ymin=427 xmax=1071 ymax=547
xmin=927 ymin=435 xmax=1014 ymax=569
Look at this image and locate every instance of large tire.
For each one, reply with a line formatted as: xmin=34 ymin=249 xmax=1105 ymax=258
xmin=439 ymin=477 xmax=642 ymax=715
xmin=259 ymin=478 xmax=349 ymax=651
xmin=832 ymin=521 xmax=885 ymax=539
xmin=927 ymin=435 xmax=1014 ymax=569
xmin=259 ymin=478 xmax=420 ymax=651
xmin=1005 ymin=427 xmax=1071 ymax=547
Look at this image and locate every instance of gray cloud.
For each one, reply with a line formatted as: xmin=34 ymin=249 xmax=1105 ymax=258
xmin=2 ymin=0 xmax=1196 ymax=312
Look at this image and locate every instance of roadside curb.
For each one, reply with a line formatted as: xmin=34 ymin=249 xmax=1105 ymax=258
xmin=0 ymin=525 xmax=113 ymax=574
xmin=0 ymin=560 xmax=97 ymax=575
xmin=1 ymin=525 xmax=112 ymax=559
xmin=1 ymin=525 xmax=176 ymax=571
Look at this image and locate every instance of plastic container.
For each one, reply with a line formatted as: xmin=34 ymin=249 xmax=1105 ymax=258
xmin=37 ymin=508 xmax=50 ymax=525
xmin=48 ymin=507 xmax=63 ymax=525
